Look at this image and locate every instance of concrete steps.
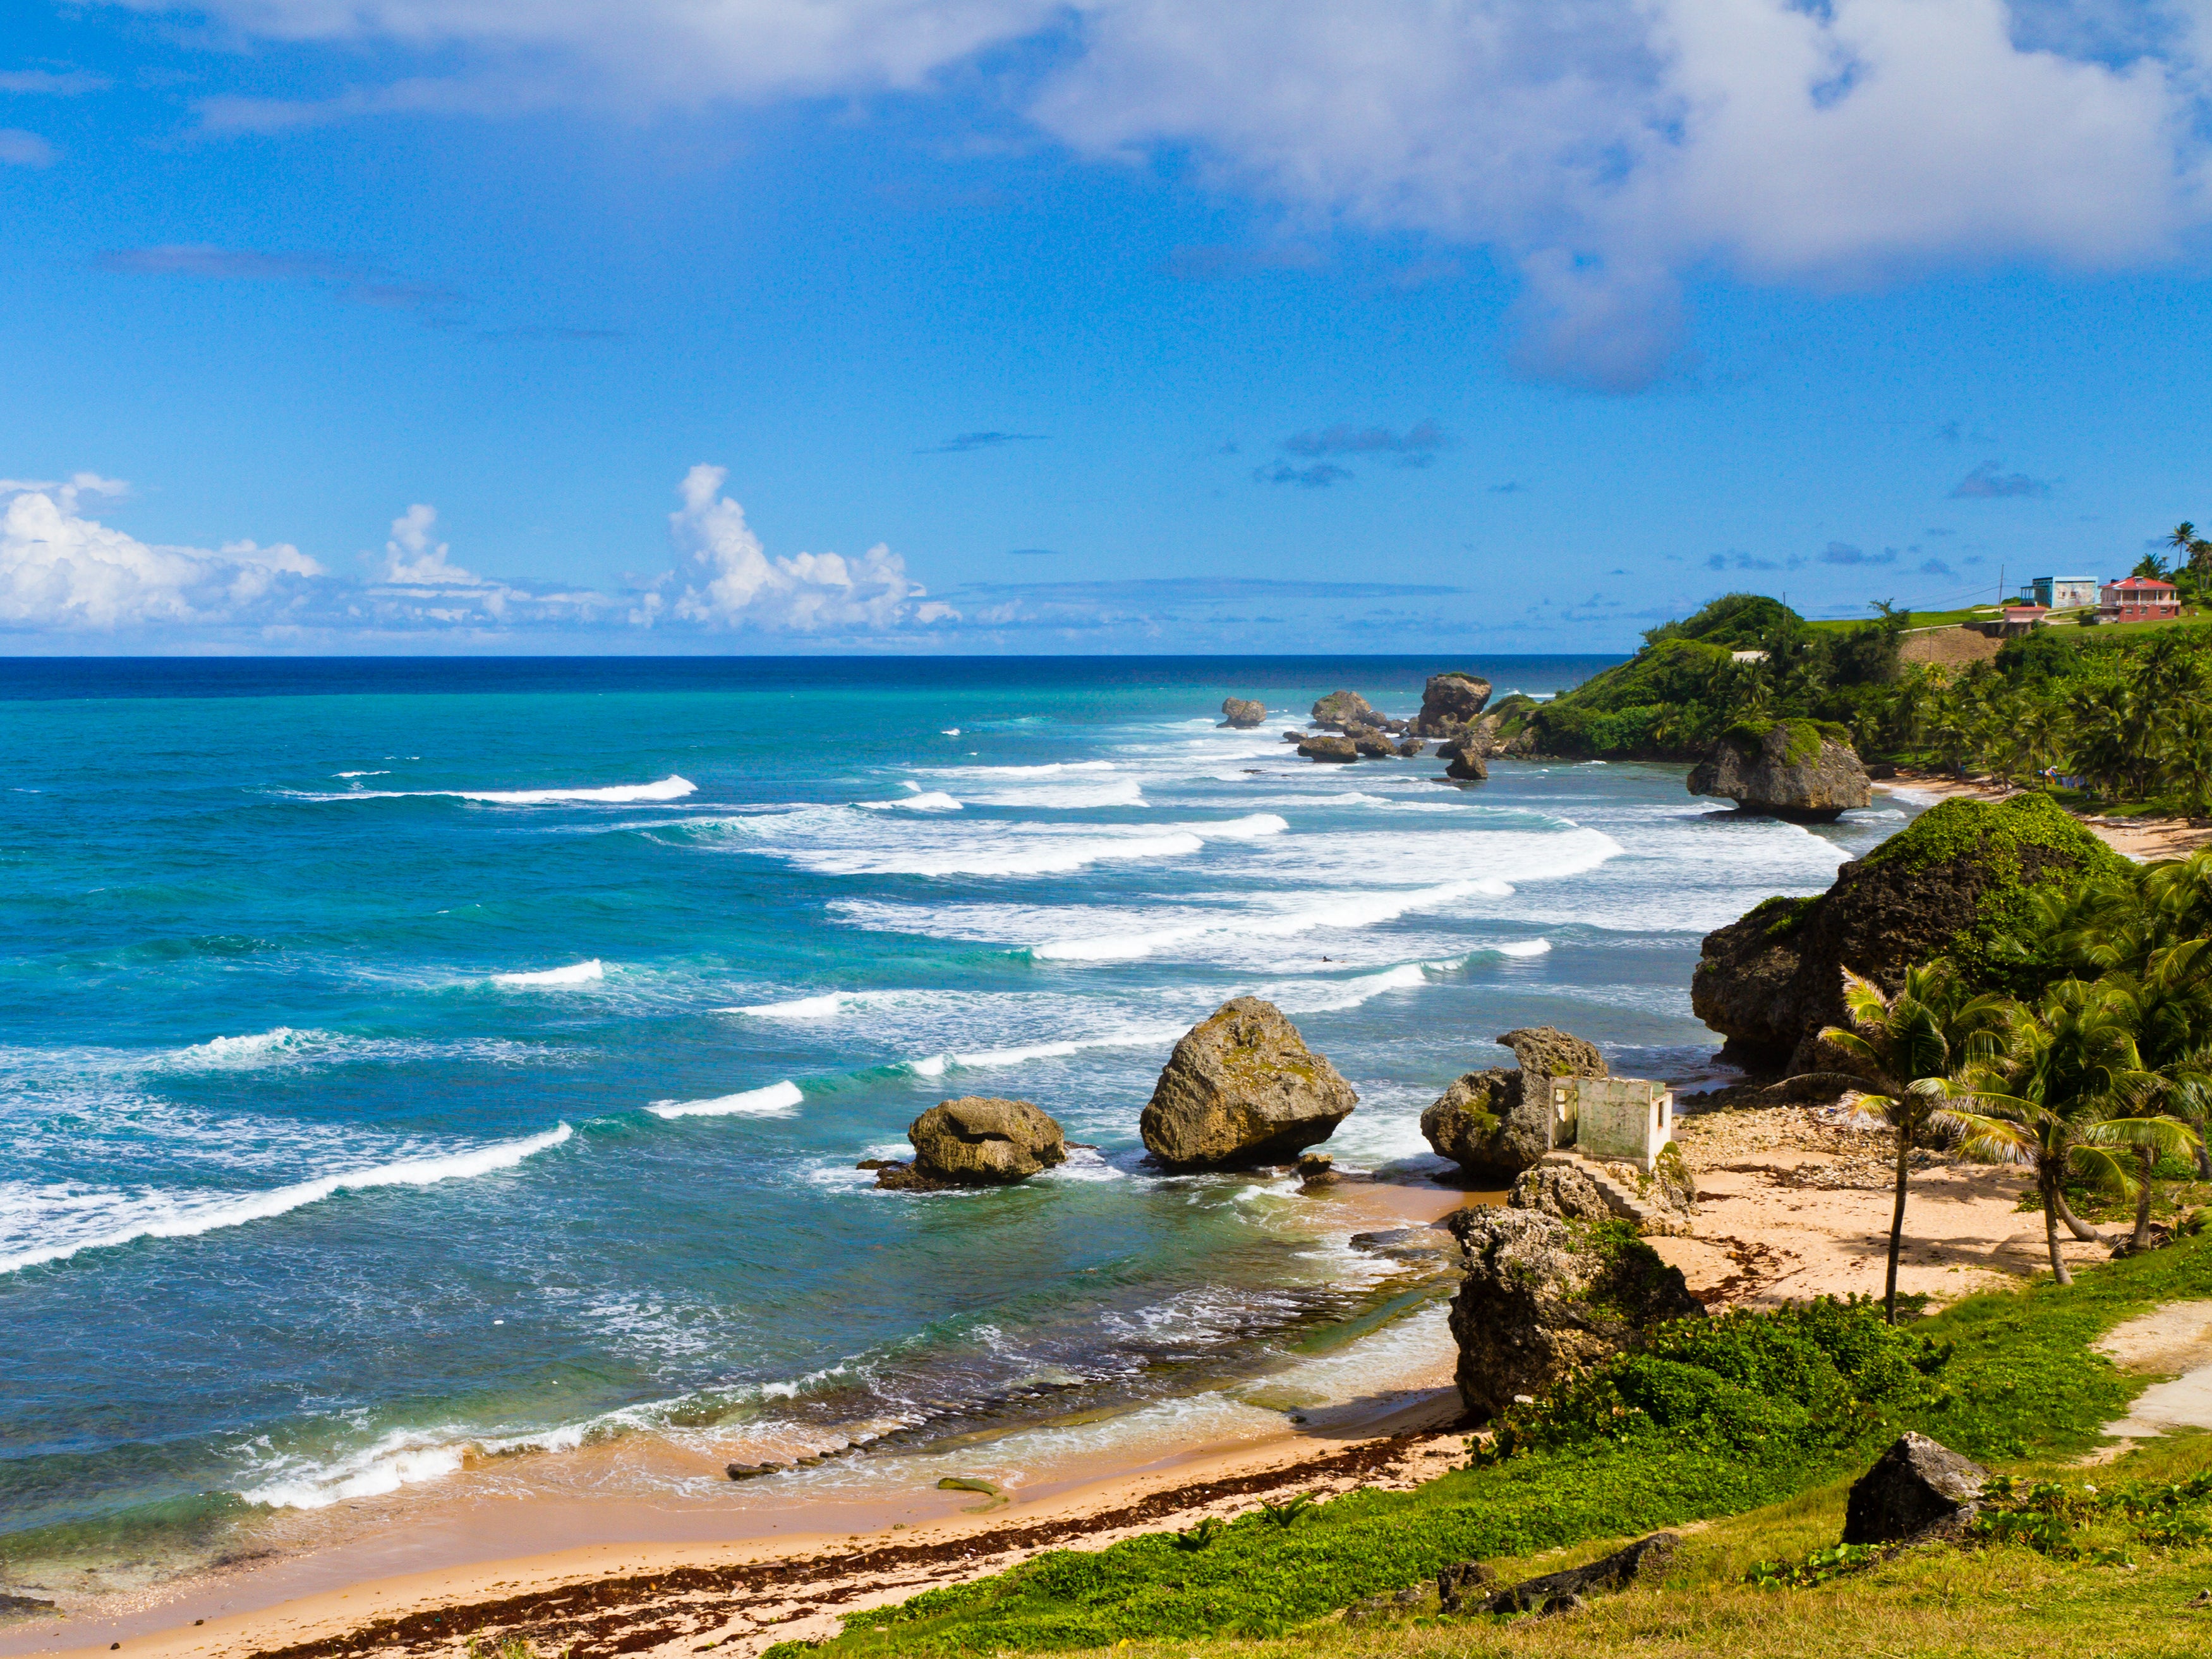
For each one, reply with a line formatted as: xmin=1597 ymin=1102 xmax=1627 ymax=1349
xmin=1537 ymin=1148 xmax=1695 ymax=1236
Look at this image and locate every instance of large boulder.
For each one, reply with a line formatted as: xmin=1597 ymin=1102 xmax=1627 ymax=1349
xmin=1420 ymin=1028 xmax=1608 ymax=1180
xmin=1140 ymin=997 xmax=1358 ymax=1168
xmin=1445 ymin=744 xmax=1489 ymax=781
xmin=1688 ymin=719 xmax=1872 ymax=822
xmin=1842 ymin=1433 xmax=1988 ymax=1544
xmin=1297 ymin=733 xmax=1358 ymax=763
xmin=1220 ymin=697 xmax=1266 ymax=729
xmin=1445 ymin=1208 xmax=1703 ymax=1418
xmin=1413 ymin=672 xmax=1493 ymax=736
xmin=1693 ymin=794 xmax=2129 ymax=1072
xmin=1351 ymin=729 xmax=1399 ymax=758
xmin=1310 ymin=690 xmax=1384 ymax=732
xmin=876 ymin=1097 xmax=1068 ymax=1189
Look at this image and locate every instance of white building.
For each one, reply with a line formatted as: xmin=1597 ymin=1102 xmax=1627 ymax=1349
xmin=2031 ymin=576 xmax=2099 ymax=610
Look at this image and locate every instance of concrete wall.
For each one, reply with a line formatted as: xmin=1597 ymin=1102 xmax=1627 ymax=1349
xmin=1552 ymin=1076 xmax=1674 ymax=1171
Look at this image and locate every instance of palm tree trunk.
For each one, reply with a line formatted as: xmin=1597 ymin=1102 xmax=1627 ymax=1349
xmin=2043 ymin=1169 xmax=2072 ymax=1287
xmin=2130 ymin=1148 xmax=2155 ymax=1253
xmin=2052 ymin=1186 xmax=2106 ymax=1244
xmin=2195 ymin=1130 xmax=2211 ymax=1184
xmin=1884 ymin=1127 xmax=1911 ymax=1323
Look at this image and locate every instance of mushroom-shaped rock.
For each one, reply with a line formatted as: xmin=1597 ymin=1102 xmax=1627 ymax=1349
xmin=1140 ymin=997 xmax=1357 ymax=1168
xmin=1445 ymin=1208 xmax=1703 ymax=1418
xmin=1688 ymin=719 xmax=1872 ymax=822
xmin=1310 ymin=690 xmax=1384 ymax=732
xmin=1220 ymin=697 xmax=1266 ymax=729
xmin=1420 ymin=1028 xmax=1607 ymax=1179
xmin=881 ymin=1097 xmax=1067 ymax=1188
xmin=1297 ymin=733 xmax=1358 ymax=763
xmin=1842 ymin=1433 xmax=1988 ymax=1544
xmin=1414 ymin=672 xmax=1493 ymax=736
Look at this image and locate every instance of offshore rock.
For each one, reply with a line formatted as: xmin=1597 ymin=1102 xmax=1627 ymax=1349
xmin=1140 ymin=997 xmax=1358 ymax=1168
xmin=1445 ymin=1209 xmax=1703 ymax=1418
xmin=1221 ymin=696 xmax=1267 ymax=728
xmin=1310 ymin=690 xmax=1384 ymax=731
xmin=1419 ymin=1027 xmax=1609 ymax=1179
xmin=1413 ymin=672 xmax=1493 ymax=737
xmin=1351 ymin=729 xmax=1398 ymax=758
xmin=877 ymin=1097 xmax=1067 ymax=1189
xmin=1688 ymin=719 xmax=1872 ymax=822
xmin=1445 ymin=744 xmax=1489 ymax=781
xmin=1842 ymin=1433 xmax=1988 ymax=1544
xmin=1297 ymin=733 xmax=1358 ymax=763
xmin=1693 ymin=794 xmax=2128 ymax=1072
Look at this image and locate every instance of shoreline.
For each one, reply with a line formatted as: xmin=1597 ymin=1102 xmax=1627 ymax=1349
xmin=0 ymin=1176 xmax=1485 ymax=1659
xmin=8 ymin=1100 xmax=2099 ymax=1659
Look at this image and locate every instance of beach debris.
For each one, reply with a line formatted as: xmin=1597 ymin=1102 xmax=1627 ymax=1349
xmin=1220 ymin=697 xmax=1266 ymax=728
xmin=1412 ymin=672 xmax=1493 ymax=737
xmin=1296 ymin=733 xmax=1358 ymax=763
xmin=1842 ymin=1433 xmax=1988 ymax=1544
xmin=1471 ymin=1531 xmax=1680 ymax=1615
xmin=937 ymin=1475 xmax=1008 ymax=1512
xmin=874 ymin=1097 xmax=1067 ymax=1189
xmin=1421 ymin=1026 xmax=1607 ymax=1181
xmin=1139 ymin=998 xmax=1357 ymax=1169
xmin=1445 ymin=1209 xmax=1702 ymax=1418
xmin=1688 ymin=719 xmax=1872 ymax=822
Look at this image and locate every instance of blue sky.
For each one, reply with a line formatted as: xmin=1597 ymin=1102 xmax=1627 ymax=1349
xmin=4 ymin=1 xmax=2211 ymax=653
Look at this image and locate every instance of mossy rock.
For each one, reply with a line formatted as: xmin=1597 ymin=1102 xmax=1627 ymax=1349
xmin=1691 ymin=794 xmax=2126 ymax=1072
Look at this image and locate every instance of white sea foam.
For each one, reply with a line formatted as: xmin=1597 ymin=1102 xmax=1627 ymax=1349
xmin=961 ymin=776 xmax=1148 ymax=809
xmin=172 ymin=1027 xmax=320 ymax=1067
xmin=1030 ymin=877 xmax=1512 ymax=961
xmin=294 ymin=775 xmax=696 ymax=806
xmin=334 ymin=770 xmax=389 ymax=779
xmin=856 ymin=792 xmax=962 ymax=811
xmin=0 ymin=1124 xmax=574 ymax=1275
xmin=493 ymin=959 xmax=605 ymax=988
xmin=718 ymin=808 xmax=1286 ymax=878
xmin=727 ymin=991 xmax=889 ymax=1019
xmin=929 ymin=760 xmax=1118 ymax=777
xmin=239 ymin=1428 xmax=468 ymax=1509
xmin=902 ymin=1026 xmax=1184 ymax=1077
xmin=1491 ymin=939 xmax=1551 ymax=957
xmin=648 ymin=1080 xmax=804 ymax=1119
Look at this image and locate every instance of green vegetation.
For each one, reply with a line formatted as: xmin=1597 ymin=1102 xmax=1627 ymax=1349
xmin=771 ymin=1232 xmax=2212 ymax=1659
xmin=1530 ymin=580 xmax=2212 ymax=811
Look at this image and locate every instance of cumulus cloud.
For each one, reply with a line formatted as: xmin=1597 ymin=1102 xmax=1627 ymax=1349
xmin=378 ymin=503 xmax=477 ymax=584
xmin=1 ymin=476 xmax=322 ymax=629
xmin=112 ymin=0 xmax=2212 ymax=390
xmin=656 ymin=464 xmax=953 ymax=630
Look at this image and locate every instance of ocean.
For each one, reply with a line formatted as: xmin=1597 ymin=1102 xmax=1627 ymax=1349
xmin=0 ymin=656 xmax=1909 ymax=1597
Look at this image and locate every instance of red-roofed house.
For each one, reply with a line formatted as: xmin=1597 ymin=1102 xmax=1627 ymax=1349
xmin=2100 ymin=576 xmax=2180 ymax=622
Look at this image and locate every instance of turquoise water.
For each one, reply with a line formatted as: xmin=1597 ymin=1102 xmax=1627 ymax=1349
xmin=0 ymin=657 xmax=1902 ymax=1577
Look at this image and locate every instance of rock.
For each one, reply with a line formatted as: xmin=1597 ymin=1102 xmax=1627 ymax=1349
xmin=1445 ymin=744 xmax=1489 ymax=781
xmin=1282 ymin=729 xmax=1305 ymax=741
xmin=1140 ymin=997 xmax=1358 ymax=1168
xmin=1346 ymin=1584 xmax=1437 ymax=1624
xmin=1692 ymin=794 xmax=2129 ymax=1072
xmin=1444 ymin=1209 xmax=1703 ymax=1418
xmin=1296 ymin=1152 xmax=1339 ymax=1188
xmin=1478 ymin=1534 xmax=1679 ymax=1614
xmin=872 ymin=1160 xmax=952 ymax=1191
xmin=1413 ymin=672 xmax=1494 ymax=736
xmin=1221 ymin=696 xmax=1266 ymax=728
xmin=1310 ymin=690 xmax=1384 ymax=731
xmin=725 ymin=1461 xmax=783 ymax=1480
xmin=1508 ymin=1161 xmax=1615 ymax=1224
xmin=1350 ymin=729 xmax=1398 ymax=758
xmin=1842 ymin=1433 xmax=1988 ymax=1544
xmin=904 ymin=1097 xmax=1067 ymax=1185
xmin=1396 ymin=737 xmax=1424 ymax=757
xmin=1687 ymin=719 xmax=1872 ymax=821
xmin=1350 ymin=1225 xmax=1456 ymax=1262
xmin=1419 ymin=1027 xmax=1608 ymax=1179
xmin=1434 ymin=1560 xmax=1498 ymax=1613
xmin=0 ymin=1595 xmax=59 ymax=1615
xmin=1297 ymin=733 xmax=1358 ymax=763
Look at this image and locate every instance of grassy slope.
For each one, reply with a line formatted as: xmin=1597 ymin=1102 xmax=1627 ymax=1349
xmin=785 ymin=1234 xmax=2212 ymax=1658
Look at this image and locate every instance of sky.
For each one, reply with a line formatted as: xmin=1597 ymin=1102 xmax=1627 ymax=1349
xmin=4 ymin=1 xmax=2212 ymax=654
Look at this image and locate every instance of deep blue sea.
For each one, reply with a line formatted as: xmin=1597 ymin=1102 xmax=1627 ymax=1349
xmin=0 ymin=656 xmax=1908 ymax=1591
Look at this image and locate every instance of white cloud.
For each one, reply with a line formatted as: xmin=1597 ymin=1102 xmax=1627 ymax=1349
xmin=0 ymin=130 xmax=57 ymax=167
xmin=378 ymin=502 xmax=478 ymax=583
xmin=116 ymin=0 xmax=2212 ymax=386
xmin=659 ymin=463 xmax=949 ymax=631
xmin=0 ymin=478 xmax=322 ymax=630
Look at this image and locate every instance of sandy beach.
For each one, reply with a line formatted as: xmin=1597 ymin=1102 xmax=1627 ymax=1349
xmin=6 ymin=1098 xmax=2108 ymax=1659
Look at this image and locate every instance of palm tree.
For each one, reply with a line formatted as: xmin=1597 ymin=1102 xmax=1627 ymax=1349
xmin=2167 ymin=522 xmax=2199 ymax=569
xmin=1961 ymin=981 xmax=2189 ymax=1285
xmin=1820 ymin=963 xmax=2009 ymax=1321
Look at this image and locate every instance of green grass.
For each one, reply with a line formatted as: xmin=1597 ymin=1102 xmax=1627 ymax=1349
xmin=775 ymin=1234 xmax=2212 ymax=1658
